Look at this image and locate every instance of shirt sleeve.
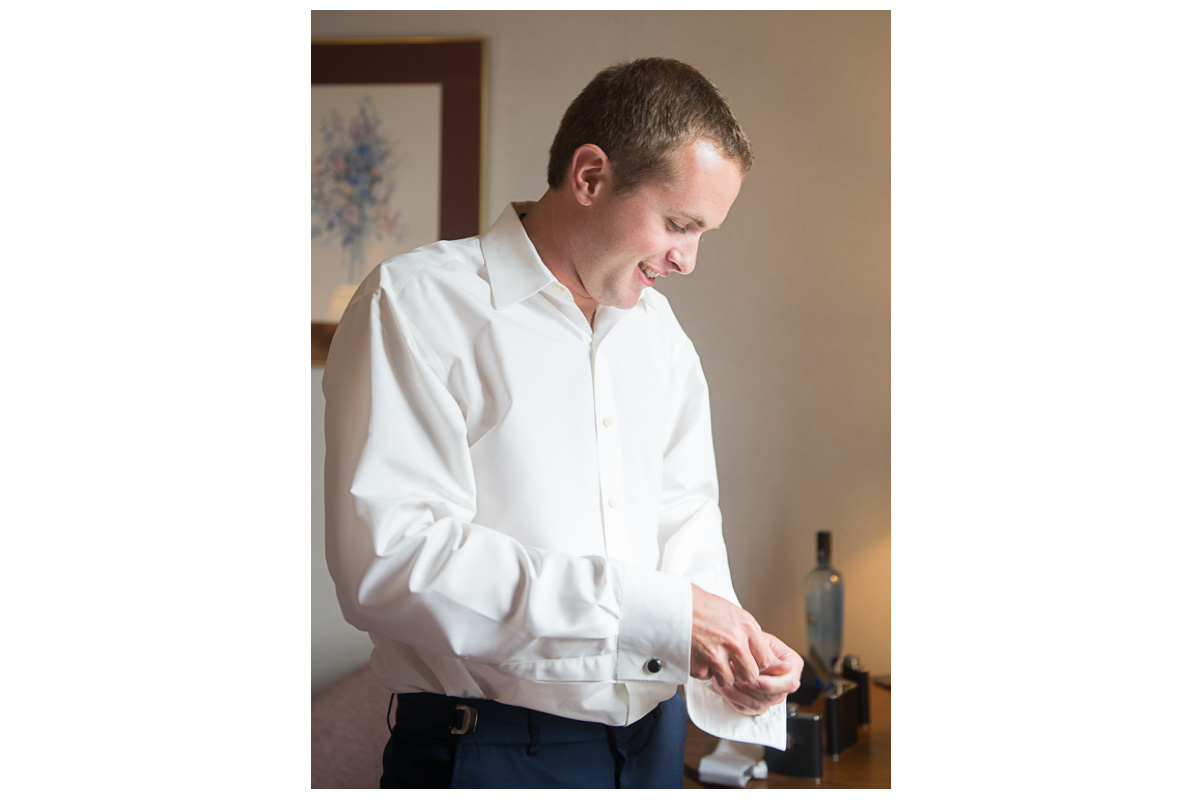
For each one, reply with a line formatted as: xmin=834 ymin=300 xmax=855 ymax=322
xmin=655 ymin=332 xmax=787 ymax=749
xmin=322 ymin=283 xmax=692 ymax=691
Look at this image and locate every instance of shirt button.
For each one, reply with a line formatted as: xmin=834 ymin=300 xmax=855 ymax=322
xmin=602 ymin=417 xmax=615 ymax=428
xmin=646 ymin=658 xmax=663 ymax=674
xmin=608 ymin=497 xmax=621 ymax=508
xmin=552 ymin=285 xmax=564 ymax=295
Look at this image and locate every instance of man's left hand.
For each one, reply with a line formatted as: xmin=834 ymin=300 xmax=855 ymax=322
xmin=714 ymin=633 xmax=803 ymax=716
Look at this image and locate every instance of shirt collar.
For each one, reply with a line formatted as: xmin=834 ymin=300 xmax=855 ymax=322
xmin=482 ymin=201 xmax=558 ymax=310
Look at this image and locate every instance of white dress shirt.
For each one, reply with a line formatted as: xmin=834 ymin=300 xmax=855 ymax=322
xmin=323 ymin=202 xmax=783 ymax=747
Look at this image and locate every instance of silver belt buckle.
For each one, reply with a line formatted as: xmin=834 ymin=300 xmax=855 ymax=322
xmin=450 ymin=704 xmax=478 ymax=734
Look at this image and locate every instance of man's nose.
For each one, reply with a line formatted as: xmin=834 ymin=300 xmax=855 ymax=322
xmin=667 ymin=240 xmax=698 ymax=275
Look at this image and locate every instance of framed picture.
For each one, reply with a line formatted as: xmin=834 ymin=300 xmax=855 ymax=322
xmin=311 ymin=38 xmax=485 ymax=364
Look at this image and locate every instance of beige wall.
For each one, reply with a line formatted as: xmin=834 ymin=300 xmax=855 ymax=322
xmin=312 ymin=10 xmax=890 ymax=690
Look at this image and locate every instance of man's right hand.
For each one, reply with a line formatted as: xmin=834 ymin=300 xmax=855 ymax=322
xmin=689 ymin=584 xmax=777 ymax=688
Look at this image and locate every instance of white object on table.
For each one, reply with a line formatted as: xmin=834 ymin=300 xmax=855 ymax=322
xmin=697 ymin=738 xmax=768 ymax=787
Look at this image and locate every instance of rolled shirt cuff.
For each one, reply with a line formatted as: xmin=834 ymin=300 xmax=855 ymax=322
xmin=684 ymin=677 xmax=787 ymax=750
xmin=613 ymin=562 xmax=692 ymax=687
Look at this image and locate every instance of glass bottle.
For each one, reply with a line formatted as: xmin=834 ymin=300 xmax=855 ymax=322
xmin=804 ymin=530 xmax=845 ymax=687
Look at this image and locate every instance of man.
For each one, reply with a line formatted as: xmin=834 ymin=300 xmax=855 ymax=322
xmin=323 ymin=57 xmax=803 ymax=789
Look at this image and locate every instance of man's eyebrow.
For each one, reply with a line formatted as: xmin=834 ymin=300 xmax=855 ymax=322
xmin=676 ymin=211 xmax=714 ymax=230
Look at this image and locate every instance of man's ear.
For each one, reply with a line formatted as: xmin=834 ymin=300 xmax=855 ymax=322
xmin=569 ymin=144 xmax=610 ymax=207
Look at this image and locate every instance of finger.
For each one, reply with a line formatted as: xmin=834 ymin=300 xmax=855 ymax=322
xmin=717 ymin=683 xmax=759 ymax=712
xmin=750 ymin=670 xmax=799 ymax=696
xmin=733 ymin=672 xmax=791 ymax=699
xmin=772 ymin=640 xmax=802 ymax=667
xmin=758 ymin=633 xmax=803 ymax=682
xmin=727 ymin=647 xmax=761 ymax=685
xmin=748 ymin=631 xmax=777 ymax=672
xmin=761 ymin=632 xmax=795 ymax=661
xmin=747 ymin=670 xmax=786 ymax=692
xmin=758 ymin=657 xmax=792 ymax=677
xmin=756 ymin=670 xmax=795 ymax=694
xmin=731 ymin=684 xmax=788 ymax=707
xmin=718 ymin=684 xmax=774 ymax=716
xmin=711 ymin=656 xmax=736 ymax=688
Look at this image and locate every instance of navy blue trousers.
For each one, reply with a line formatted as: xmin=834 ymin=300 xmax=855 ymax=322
xmin=380 ymin=692 xmax=686 ymax=789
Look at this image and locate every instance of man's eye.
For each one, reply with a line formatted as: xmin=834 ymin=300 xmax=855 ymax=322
xmin=667 ymin=220 xmax=687 ymax=234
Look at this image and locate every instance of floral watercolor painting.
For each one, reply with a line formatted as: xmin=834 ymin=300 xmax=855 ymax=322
xmin=311 ymin=85 xmax=441 ymax=321
xmin=312 ymin=97 xmax=404 ymax=284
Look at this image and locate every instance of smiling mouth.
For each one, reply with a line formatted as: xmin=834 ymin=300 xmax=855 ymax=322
xmin=639 ymin=263 xmax=659 ymax=283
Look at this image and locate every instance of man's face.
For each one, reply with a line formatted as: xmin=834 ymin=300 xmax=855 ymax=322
xmin=573 ymin=139 xmax=743 ymax=310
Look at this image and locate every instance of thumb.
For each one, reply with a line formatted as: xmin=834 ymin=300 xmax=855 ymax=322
xmin=758 ymin=657 xmax=792 ymax=676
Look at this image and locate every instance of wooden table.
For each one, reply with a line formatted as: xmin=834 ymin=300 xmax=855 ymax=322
xmin=684 ymin=682 xmax=890 ymax=789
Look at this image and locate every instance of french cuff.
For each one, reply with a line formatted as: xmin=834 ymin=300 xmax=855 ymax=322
xmin=683 ymin=676 xmax=787 ymax=750
xmin=613 ymin=563 xmax=691 ymax=686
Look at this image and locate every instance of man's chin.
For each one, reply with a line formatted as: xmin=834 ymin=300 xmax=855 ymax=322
xmin=597 ymin=286 xmax=645 ymax=311
xmin=620 ymin=285 xmax=651 ymax=308
xmin=615 ymin=294 xmax=641 ymax=309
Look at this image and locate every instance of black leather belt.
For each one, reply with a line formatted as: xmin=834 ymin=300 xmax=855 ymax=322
xmin=390 ymin=693 xmax=614 ymax=744
xmin=391 ymin=693 xmax=478 ymax=735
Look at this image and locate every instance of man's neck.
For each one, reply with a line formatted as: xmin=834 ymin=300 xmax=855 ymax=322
xmin=519 ymin=193 xmax=599 ymax=325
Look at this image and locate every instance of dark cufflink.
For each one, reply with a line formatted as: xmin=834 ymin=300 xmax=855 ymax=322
xmin=646 ymin=658 xmax=663 ymax=673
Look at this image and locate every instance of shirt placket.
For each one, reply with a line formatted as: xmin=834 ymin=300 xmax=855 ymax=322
xmin=591 ymin=338 xmax=633 ymax=562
